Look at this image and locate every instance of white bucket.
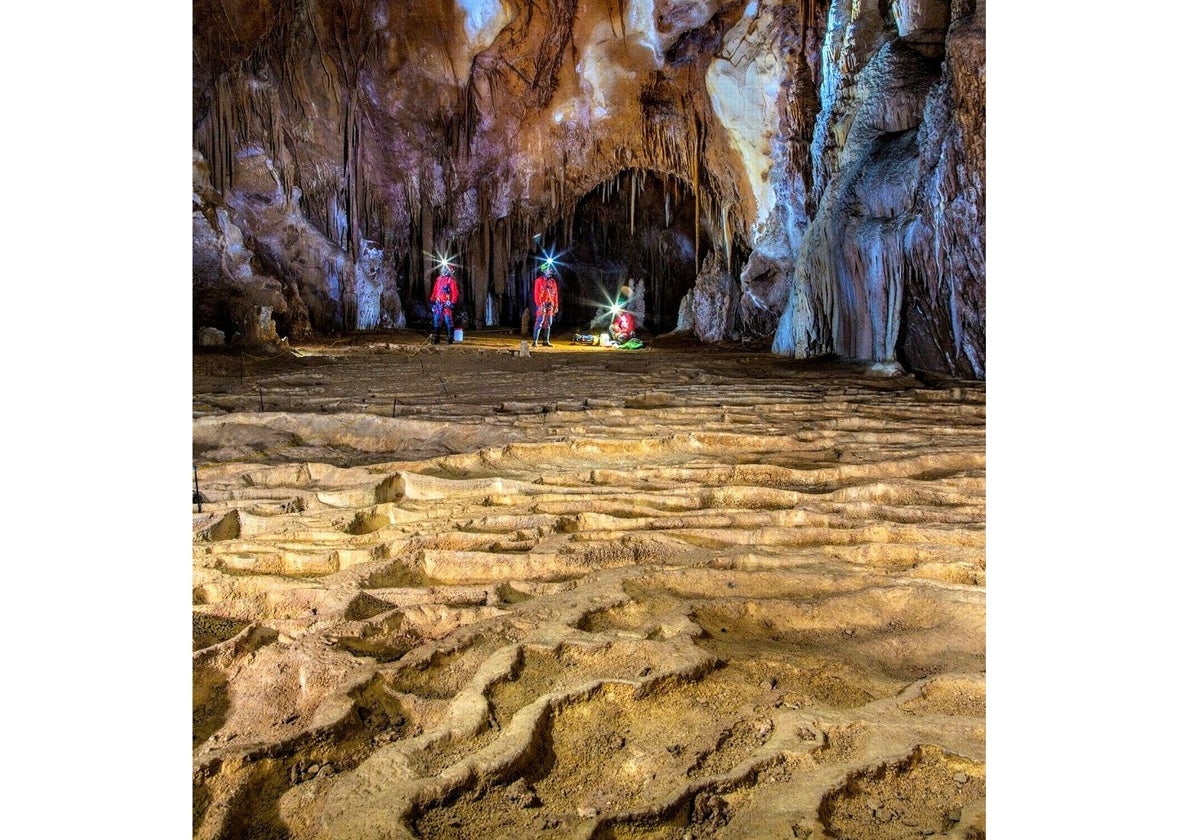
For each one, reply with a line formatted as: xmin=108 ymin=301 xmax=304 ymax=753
xmin=599 ymin=333 xmax=613 ymax=347
xmin=453 ymin=328 xmax=464 ymax=343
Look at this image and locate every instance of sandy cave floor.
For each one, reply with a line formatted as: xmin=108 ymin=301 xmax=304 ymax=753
xmin=192 ymin=329 xmax=985 ymax=840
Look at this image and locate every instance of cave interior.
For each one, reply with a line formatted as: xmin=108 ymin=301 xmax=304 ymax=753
xmin=193 ymin=0 xmax=984 ymax=377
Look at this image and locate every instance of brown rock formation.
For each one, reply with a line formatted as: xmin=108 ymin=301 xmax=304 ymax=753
xmin=192 ymin=0 xmax=983 ymax=377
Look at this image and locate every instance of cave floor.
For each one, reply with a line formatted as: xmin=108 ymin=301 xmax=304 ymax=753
xmin=192 ymin=330 xmax=986 ymax=840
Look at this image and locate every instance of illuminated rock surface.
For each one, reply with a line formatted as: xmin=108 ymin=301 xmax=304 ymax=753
xmin=193 ymin=1 xmax=985 ymax=834
xmin=192 ymin=0 xmax=984 ymax=377
xmin=193 ymin=333 xmax=984 ymax=839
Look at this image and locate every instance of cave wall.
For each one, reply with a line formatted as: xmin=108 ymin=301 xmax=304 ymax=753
xmin=772 ymin=0 xmax=984 ymax=376
xmin=192 ymin=0 xmax=983 ymax=377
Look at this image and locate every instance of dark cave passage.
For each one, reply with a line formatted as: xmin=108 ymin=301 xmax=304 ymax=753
xmin=519 ymin=169 xmax=714 ymax=335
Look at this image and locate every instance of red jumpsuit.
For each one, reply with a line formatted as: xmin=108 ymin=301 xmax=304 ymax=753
xmin=610 ymin=310 xmax=636 ymax=343
xmin=430 ymin=271 xmax=459 ymax=343
xmin=533 ymin=273 xmax=559 ymax=346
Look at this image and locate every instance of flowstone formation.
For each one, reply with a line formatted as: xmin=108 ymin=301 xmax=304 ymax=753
xmin=771 ymin=0 xmax=985 ymax=377
xmin=192 ymin=0 xmax=984 ymax=378
xmin=193 ymin=334 xmax=985 ymax=839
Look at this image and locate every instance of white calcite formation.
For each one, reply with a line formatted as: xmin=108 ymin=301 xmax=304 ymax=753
xmin=773 ymin=0 xmax=983 ymax=376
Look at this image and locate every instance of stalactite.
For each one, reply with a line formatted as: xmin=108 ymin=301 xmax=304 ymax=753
xmin=461 ymin=74 xmax=478 ymax=161
xmin=200 ymin=71 xmax=242 ymax=194
xmin=492 ymin=215 xmax=510 ymax=297
xmin=629 ymin=170 xmax=637 ymax=237
xmin=246 ymin=74 xmax=289 ymax=197
xmin=693 ymin=131 xmax=701 ymax=277
xmin=344 ymin=104 xmax=359 ymax=255
xmin=277 ymin=11 xmax=316 ymax=116
xmin=720 ymin=201 xmax=729 ymax=271
xmin=420 ymin=197 xmax=433 ymax=297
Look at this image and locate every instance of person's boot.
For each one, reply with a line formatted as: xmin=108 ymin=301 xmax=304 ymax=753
xmin=447 ymin=327 xmax=455 ymax=345
xmin=533 ymin=328 xmax=542 ymax=347
xmin=543 ymin=333 xmax=552 ymax=347
xmin=433 ymin=326 xmax=442 ymax=344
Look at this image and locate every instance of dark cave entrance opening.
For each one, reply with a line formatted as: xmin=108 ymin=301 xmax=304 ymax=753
xmin=521 ymin=169 xmax=714 ymax=335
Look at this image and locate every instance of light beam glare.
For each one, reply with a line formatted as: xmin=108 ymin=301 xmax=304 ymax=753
xmin=579 ymin=290 xmax=630 ymax=330
xmin=537 ymin=248 xmax=570 ymax=272
xmin=424 ymin=250 xmax=459 ymax=272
